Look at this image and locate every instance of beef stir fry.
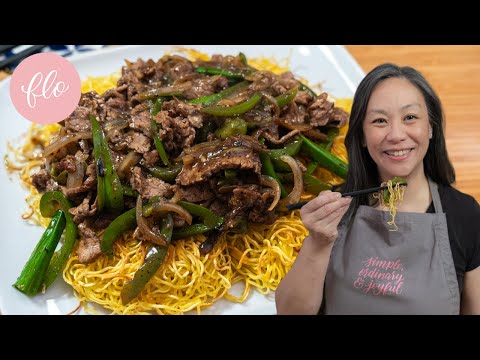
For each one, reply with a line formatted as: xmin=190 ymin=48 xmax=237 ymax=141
xmin=27 ymin=53 xmax=348 ymax=295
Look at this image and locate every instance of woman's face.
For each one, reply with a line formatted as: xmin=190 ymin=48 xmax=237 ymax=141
xmin=362 ymin=77 xmax=432 ymax=182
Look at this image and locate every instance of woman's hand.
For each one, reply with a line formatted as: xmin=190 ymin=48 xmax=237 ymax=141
xmin=300 ymin=190 xmax=352 ymax=246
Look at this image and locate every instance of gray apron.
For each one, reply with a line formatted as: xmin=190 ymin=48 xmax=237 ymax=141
xmin=324 ymin=179 xmax=460 ymax=315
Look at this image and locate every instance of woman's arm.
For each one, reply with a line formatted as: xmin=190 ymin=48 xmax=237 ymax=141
xmin=275 ymin=191 xmax=352 ymax=315
xmin=460 ymin=266 xmax=480 ymax=314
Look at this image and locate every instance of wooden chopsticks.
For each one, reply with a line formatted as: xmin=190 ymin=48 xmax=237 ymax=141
xmin=286 ymin=183 xmax=408 ymax=211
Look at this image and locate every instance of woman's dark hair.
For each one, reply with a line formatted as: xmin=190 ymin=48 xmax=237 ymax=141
xmin=340 ymin=63 xmax=455 ymax=226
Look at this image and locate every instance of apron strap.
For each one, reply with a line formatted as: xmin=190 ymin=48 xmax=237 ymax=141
xmin=428 ymin=178 xmax=443 ymax=213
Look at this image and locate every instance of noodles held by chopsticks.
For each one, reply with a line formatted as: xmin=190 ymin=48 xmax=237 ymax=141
xmin=372 ymin=180 xmax=406 ymax=231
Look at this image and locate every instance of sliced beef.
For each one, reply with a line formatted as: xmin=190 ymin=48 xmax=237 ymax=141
xmin=131 ymin=167 xmax=174 ymax=199
xmin=69 ymin=195 xmax=97 ymax=224
xmin=294 ymin=90 xmax=313 ymax=106
xmin=77 ymin=222 xmax=102 ymax=264
xmin=31 ymin=169 xmax=51 ymax=192
xmin=183 ymin=75 xmax=229 ymax=100
xmin=102 ymin=88 xmax=130 ymax=122
xmin=247 ymin=70 xmax=276 ymax=92
xmin=271 ymin=71 xmax=299 ymax=96
xmin=329 ymin=107 xmax=349 ymax=128
xmin=56 ymin=155 xmax=77 ymax=173
xmin=153 ymin=100 xmax=204 ymax=153
xmin=126 ymin=132 xmax=151 ymax=154
xmin=64 ymin=92 xmax=106 ymax=133
xmin=129 ymin=110 xmax=152 ymax=137
xmin=180 ymin=183 xmax=215 ymax=203
xmin=162 ymin=55 xmax=195 ymax=83
xmin=143 ymin=150 xmax=159 ymax=166
xmin=308 ymin=92 xmax=334 ymax=127
xmin=177 ymin=135 xmax=265 ymax=186
xmin=223 ymin=184 xmax=276 ymax=231
xmin=62 ymin=162 xmax=96 ymax=199
xmin=195 ymin=54 xmax=246 ymax=70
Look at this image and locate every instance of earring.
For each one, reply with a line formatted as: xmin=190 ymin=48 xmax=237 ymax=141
xmin=429 ymin=129 xmax=433 ymax=139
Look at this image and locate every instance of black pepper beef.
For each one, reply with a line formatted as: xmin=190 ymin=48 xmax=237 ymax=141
xmin=177 ymin=135 xmax=265 ymax=186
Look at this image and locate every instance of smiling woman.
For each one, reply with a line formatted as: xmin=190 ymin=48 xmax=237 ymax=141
xmin=276 ymin=63 xmax=480 ymax=315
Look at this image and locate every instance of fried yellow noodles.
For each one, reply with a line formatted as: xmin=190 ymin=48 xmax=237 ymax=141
xmin=7 ymin=49 xmax=351 ymax=314
xmin=372 ymin=180 xmax=406 ymax=232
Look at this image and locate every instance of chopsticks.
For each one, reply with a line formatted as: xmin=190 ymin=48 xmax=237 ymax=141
xmin=286 ymin=183 xmax=408 ymax=211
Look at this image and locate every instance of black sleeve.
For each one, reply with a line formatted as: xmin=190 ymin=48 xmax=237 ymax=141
xmin=441 ymin=185 xmax=480 ymax=272
xmin=464 ymin=196 xmax=480 ymax=271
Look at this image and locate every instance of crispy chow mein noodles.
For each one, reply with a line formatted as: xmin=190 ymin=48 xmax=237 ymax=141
xmin=372 ymin=178 xmax=406 ymax=232
xmin=7 ymin=48 xmax=351 ymax=314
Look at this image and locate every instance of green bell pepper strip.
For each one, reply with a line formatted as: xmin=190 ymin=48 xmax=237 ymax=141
xmin=276 ymin=172 xmax=332 ymax=195
xmin=39 ymin=191 xmax=78 ymax=288
xmin=101 ymin=208 xmax=137 ymax=257
xmin=305 ymin=162 xmax=318 ymax=175
xmin=299 ymin=134 xmax=348 ymax=179
xmin=259 ymin=152 xmax=288 ymax=198
xmin=275 ymin=86 xmax=298 ymax=107
xmin=123 ymin=185 xmax=139 ymax=198
xmin=194 ymin=67 xmax=252 ymax=79
xmin=149 ymin=97 xmax=170 ymax=167
xmin=269 ymin=137 xmax=304 ymax=172
xmin=101 ymin=194 xmax=179 ymax=256
xmin=201 ymin=92 xmax=262 ymax=117
xmin=120 ymin=214 xmax=173 ymax=305
xmin=13 ymin=210 xmax=66 ymax=296
xmin=188 ymin=81 xmax=250 ymax=106
xmin=177 ymin=201 xmax=223 ymax=228
xmin=172 ymin=223 xmax=212 ymax=240
xmin=90 ymin=115 xmax=124 ymax=213
xmin=224 ymin=169 xmax=237 ymax=181
xmin=215 ymin=117 xmax=247 ymax=139
xmin=150 ymin=119 xmax=170 ymax=167
xmin=150 ymin=97 xmax=165 ymax=116
xmin=145 ymin=162 xmax=182 ymax=183
xmin=303 ymin=173 xmax=332 ymax=195
xmin=137 ymin=87 xmax=184 ymax=101
xmin=319 ymin=127 xmax=340 ymax=151
xmin=298 ymin=82 xmax=317 ymax=97
xmin=239 ymin=52 xmax=248 ymax=66
xmin=195 ymin=119 xmax=216 ymax=144
xmin=172 ymin=201 xmax=224 ymax=240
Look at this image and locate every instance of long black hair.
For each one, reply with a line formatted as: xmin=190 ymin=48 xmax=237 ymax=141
xmin=340 ymin=63 xmax=455 ymax=226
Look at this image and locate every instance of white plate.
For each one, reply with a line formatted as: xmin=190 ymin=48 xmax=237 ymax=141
xmin=0 ymin=45 xmax=364 ymax=315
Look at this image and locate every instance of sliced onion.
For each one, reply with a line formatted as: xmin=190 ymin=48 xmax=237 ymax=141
xmin=261 ymin=91 xmax=280 ymax=117
xmin=66 ymin=152 xmax=86 ymax=189
xmin=104 ymin=118 xmax=129 ymax=133
xmin=275 ymin=118 xmax=312 ymax=132
xmin=151 ymin=202 xmax=192 ymax=225
xmin=261 ymin=175 xmax=281 ymax=211
xmin=169 ymin=189 xmax=182 ymax=204
xmin=44 ymin=132 xmax=92 ymax=157
xmin=263 ymin=129 xmax=300 ymax=145
xmin=278 ymin=155 xmax=304 ymax=211
xmin=136 ymin=196 xmax=168 ymax=246
xmin=117 ymin=151 xmax=141 ymax=179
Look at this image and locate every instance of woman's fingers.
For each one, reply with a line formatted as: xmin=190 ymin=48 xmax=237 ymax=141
xmin=308 ymin=196 xmax=352 ymax=223
xmin=299 ymin=191 xmax=352 ymax=245
xmin=305 ymin=202 xmax=350 ymax=243
xmin=300 ymin=191 xmax=341 ymax=215
xmin=311 ymin=201 xmax=350 ymax=231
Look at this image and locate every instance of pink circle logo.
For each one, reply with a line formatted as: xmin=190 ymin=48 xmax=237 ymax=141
xmin=9 ymin=52 xmax=81 ymax=125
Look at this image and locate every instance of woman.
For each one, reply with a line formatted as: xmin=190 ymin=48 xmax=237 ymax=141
xmin=275 ymin=63 xmax=480 ymax=315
